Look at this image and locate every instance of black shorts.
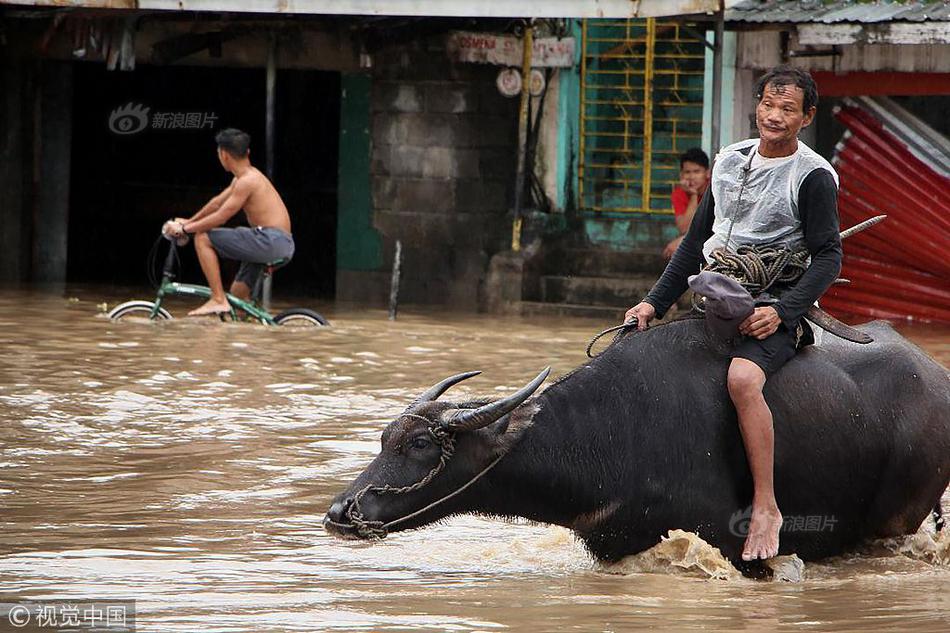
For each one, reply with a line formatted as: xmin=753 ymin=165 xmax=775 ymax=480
xmin=732 ymin=323 xmax=798 ymax=376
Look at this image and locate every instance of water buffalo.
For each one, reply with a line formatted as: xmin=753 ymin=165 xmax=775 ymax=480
xmin=324 ymin=318 xmax=949 ymax=564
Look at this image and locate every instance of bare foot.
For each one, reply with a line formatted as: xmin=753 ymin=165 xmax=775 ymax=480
xmin=187 ymin=299 xmax=231 ymax=317
xmin=742 ymin=506 xmax=783 ymax=561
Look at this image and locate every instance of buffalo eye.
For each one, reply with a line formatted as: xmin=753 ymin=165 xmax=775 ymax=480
xmin=409 ymin=436 xmax=432 ymax=451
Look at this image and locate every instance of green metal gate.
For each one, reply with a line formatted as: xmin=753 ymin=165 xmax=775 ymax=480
xmin=579 ymin=18 xmax=705 ymax=215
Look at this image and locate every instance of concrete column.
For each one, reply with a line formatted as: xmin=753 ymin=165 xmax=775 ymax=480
xmin=537 ymin=69 xmax=560 ymax=210
xmin=703 ymin=30 xmax=737 ymax=155
xmin=0 ymin=62 xmax=28 ymax=282
xmin=33 ymin=61 xmax=73 ymax=284
xmin=732 ymin=67 xmax=758 ymax=141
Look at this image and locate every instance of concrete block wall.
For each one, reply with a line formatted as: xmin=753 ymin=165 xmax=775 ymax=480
xmin=368 ymin=37 xmax=519 ymax=309
xmin=0 ymin=58 xmax=72 ymax=285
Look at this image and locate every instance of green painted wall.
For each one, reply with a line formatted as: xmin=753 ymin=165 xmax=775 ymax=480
xmin=556 ymin=20 xmax=582 ymax=212
xmin=337 ymin=73 xmax=383 ymax=271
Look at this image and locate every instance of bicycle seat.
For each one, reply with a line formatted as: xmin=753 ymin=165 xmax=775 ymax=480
xmin=264 ymin=258 xmax=290 ymax=274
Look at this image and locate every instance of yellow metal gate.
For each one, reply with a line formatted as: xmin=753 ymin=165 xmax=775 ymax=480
xmin=579 ymin=18 xmax=705 ymax=215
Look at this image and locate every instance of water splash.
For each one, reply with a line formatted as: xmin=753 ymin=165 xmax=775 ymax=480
xmin=882 ymin=528 xmax=950 ymax=566
xmin=601 ymin=530 xmax=742 ymax=580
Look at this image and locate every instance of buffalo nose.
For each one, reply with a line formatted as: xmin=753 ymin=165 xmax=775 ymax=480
xmin=326 ymin=497 xmax=353 ymax=525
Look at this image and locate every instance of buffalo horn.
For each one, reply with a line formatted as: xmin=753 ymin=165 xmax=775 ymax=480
xmin=442 ymin=367 xmax=551 ymax=432
xmin=806 ymin=305 xmax=873 ymax=344
xmin=407 ymin=371 xmax=482 ymax=409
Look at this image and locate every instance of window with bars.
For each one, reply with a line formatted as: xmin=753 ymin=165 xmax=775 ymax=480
xmin=579 ymin=18 xmax=705 ymax=215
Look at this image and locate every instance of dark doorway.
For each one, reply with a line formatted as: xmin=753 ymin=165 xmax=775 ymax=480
xmin=68 ymin=63 xmax=340 ymax=297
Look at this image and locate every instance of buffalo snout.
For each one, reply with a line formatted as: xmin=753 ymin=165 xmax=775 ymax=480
xmin=323 ymin=495 xmax=359 ymax=538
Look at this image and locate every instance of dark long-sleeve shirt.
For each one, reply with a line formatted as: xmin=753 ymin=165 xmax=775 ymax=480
xmin=644 ymin=168 xmax=842 ymax=329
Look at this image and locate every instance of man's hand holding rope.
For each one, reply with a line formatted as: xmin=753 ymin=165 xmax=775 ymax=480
xmin=624 ymin=302 xmax=656 ymax=331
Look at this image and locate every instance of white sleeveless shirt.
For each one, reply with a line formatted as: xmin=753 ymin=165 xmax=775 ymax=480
xmin=702 ymin=139 xmax=839 ymax=262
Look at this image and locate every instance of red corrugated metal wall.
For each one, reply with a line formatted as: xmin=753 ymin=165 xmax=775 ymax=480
xmin=824 ymin=105 xmax=950 ymax=323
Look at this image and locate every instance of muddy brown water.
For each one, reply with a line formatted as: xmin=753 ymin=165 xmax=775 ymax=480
xmin=1 ymin=287 xmax=948 ymax=632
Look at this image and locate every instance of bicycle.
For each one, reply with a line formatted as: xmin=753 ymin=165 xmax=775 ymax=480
xmin=108 ymin=234 xmax=329 ymax=327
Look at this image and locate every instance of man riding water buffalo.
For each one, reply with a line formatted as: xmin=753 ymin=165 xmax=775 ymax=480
xmin=324 ymin=327 xmax=949 ymax=565
xmin=324 ymin=66 xmax=949 ymax=567
xmin=624 ymin=66 xmax=841 ymax=561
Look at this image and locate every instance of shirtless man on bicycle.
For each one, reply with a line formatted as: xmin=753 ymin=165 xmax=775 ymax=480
xmin=163 ymin=128 xmax=294 ymax=316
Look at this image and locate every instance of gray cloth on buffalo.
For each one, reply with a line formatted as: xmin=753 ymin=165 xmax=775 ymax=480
xmin=688 ymin=270 xmax=754 ymax=340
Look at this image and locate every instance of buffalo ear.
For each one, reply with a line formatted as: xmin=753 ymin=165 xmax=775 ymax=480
xmin=490 ymin=416 xmax=511 ymax=436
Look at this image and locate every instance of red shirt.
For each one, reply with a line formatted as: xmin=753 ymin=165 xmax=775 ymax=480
xmin=671 ymin=186 xmax=690 ymax=217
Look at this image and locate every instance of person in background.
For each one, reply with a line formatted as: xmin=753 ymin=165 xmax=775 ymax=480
xmin=663 ymin=147 xmax=711 ymax=259
xmin=163 ymin=128 xmax=294 ymax=316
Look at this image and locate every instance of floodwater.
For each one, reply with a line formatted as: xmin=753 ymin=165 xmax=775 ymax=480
xmin=1 ymin=287 xmax=948 ymax=632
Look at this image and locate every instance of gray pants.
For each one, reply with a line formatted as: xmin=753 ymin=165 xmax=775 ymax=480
xmin=208 ymin=226 xmax=295 ymax=289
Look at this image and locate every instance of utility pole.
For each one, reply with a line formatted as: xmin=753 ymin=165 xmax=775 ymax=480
xmin=710 ymin=1 xmax=724 ymax=157
xmin=511 ymin=20 xmax=534 ymax=252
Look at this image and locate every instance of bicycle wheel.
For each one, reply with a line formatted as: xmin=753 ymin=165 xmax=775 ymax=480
xmin=108 ymin=300 xmax=173 ymax=322
xmin=273 ymin=308 xmax=329 ymax=327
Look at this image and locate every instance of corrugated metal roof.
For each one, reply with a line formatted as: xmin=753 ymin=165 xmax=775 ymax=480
xmin=0 ymin=0 xmax=721 ymax=19
xmin=726 ymin=0 xmax=950 ymax=24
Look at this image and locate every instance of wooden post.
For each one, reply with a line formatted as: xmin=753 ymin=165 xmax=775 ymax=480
xmin=265 ymin=32 xmax=277 ymax=180
xmin=512 ymin=21 xmax=534 ymax=252
xmin=263 ymin=33 xmax=277 ymax=310
xmin=389 ymin=240 xmax=402 ymax=320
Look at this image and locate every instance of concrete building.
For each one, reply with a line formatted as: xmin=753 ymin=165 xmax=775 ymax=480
xmin=500 ymin=0 xmax=950 ymax=319
xmin=1 ymin=7 xmax=522 ymax=303
xmin=0 ymin=0 xmax=717 ymax=314
xmin=9 ymin=1 xmax=942 ymax=319
xmin=724 ymin=0 xmax=950 ymax=155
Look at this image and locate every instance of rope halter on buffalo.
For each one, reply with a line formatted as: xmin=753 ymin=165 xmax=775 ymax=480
xmin=326 ymin=369 xmax=551 ymax=539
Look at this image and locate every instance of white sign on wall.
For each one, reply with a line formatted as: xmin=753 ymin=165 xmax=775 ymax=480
xmin=447 ymin=31 xmax=576 ymax=68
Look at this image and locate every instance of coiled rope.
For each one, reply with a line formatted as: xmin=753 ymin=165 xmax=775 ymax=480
xmin=704 ymin=244 xmax=809 ymax=297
